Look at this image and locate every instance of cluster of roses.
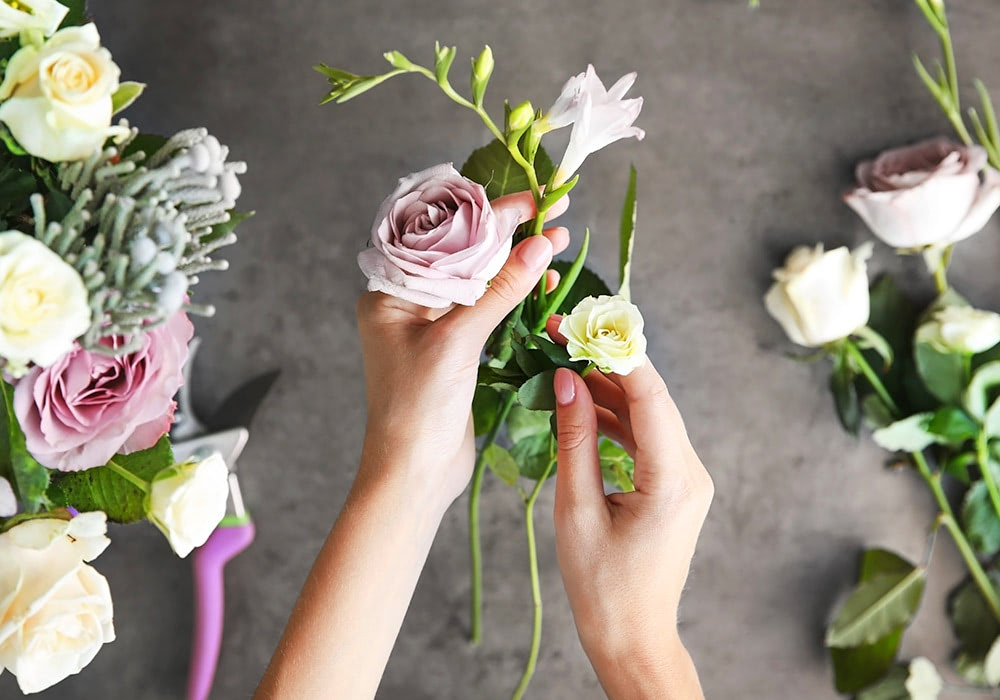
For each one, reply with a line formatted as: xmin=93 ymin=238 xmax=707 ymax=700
xmin=0 ymin=2 xmax=244 ymax=695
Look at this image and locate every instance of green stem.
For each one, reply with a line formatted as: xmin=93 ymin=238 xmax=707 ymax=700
xmin=912 ymin=451 xmax=1000 ymax=622
xmin=976 ymin=431 xmax=1000 ymax=525
xmin=844 ymin=341 xmax=901 ymax=416
xmin=105 ymin=459 xmax=149 ymax=494
xmin=511 ymin=443 xmax=556 ymax=700
xmin=933 ymin=254 xmax=950 ymax=294
xmin=468 ymin=392 xmax=517 ymax=644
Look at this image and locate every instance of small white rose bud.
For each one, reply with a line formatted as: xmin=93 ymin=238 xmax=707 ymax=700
xmin=917 ymin=306 xmax=1000 ymax=354
xmin=147 ymin=453 xmax=230 ymax=558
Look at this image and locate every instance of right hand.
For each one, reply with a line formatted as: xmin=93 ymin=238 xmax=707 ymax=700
xmin=548 ymin=318 xmax=713 ymax=699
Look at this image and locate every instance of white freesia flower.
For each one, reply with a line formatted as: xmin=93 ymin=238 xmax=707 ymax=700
xmin=0 ymin=0 xmax=68 ymax=39
xmin=0 ymin=230 xmax=90 ymax=375
xmin=764 ymin=243 xmax=873 ymax=347
xmin=0 ymin=24 xmax=129 ymax=162
xmin=148 ymin=453 xmax=229 ymax=558
xmin=0 ymin=512 xmax=115 ymax=695
xmin=917 ymin=306 xmax=1000 ymax=355
xmin=0 ymin=477 xmax=14 ymax=517
xmin=558 ymin=294 xmax=647 ymax=375
xmin=905 ymin=657 xmax=943 ymax=700
xmin=541 ymin=65 xmax=644 ymax=186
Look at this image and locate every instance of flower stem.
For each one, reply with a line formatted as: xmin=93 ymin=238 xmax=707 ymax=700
xmin=844 ymin=340 xmax=900 ymax=416
xmin=105 ymin=459 xmax=150 ymax=494
xmin=975 ymin=431 xmax=1000 ymax=525
xmin=469 ymin=392 xmax=517 ymax=644
xmin=511 ymin=444 xmax=556 ymax=700
xmin=912 ymin=450 xmax=1000 ymax=622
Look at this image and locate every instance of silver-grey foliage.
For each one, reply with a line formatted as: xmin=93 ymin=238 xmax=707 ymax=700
xmin=31 ymin=124 xmax=247 ymax=355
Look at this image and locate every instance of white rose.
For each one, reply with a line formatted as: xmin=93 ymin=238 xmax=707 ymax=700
xmin=0 ymin=512 xmax=115 ymax=695
xmin=0 ymin=477 xmax=14 ymax=517
xmin=0 ymin=230 xmax=90 ymax=375
xmin=905 ymin=657 xmax=943 ymax=700
xmin=764 ymin=243 xmax=873 ymax=347
xmin=148 ymin=453 xmax=229 ymax=558
xmin=917 ymin=306 xmax=1000 ymax=354
xmin=558 ymin=294 xmax=647 ymax=375
xmin=0 ymin=0 xmax=68 ymax=39
xmin=0 ymin=24 xmax=129 ymax=162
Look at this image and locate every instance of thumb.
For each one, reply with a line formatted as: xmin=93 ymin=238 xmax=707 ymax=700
xmin=553 ymin=368 xmax=606 ymax=520
xmin=443 ymin=235 xmax=552 ymax=343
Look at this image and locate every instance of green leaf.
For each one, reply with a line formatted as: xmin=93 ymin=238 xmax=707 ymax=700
xmin=915 ymin=340 xmax=966 ymax=405
xmin=862 ymin=395 xmax=895 ymax=430
xmin=0 ymin=165 xmax=36 ymax=218
xmin=966 ymin=361 xmax=1000 ymax=423
xmin=482 ymin=444 xmax=519 ymax=486
xmin=507 ymin=403 xmax=551 ymax=444
xmin=858 ymin=549 xmax=915 ymax=582
xmin=855 ymin=326 xmax=894 ymax=369
xmin=518 ymin=370 xmax=557 ymax=411
xmin=927 ymin=406 xmax=978 ymax=445
xmin=48 ymin=437 xmax=174 ymax=523
xmin=599 ymin=438 xmax=635 ymax=492
xmin=872 ymin=413 xmax=936 ymax=452
xmin=617 ymin=165 xmax=637 ymax=301
xmin=826 ymin=567 xmax=926 ymax=648
xmin=867 ymin=275 xmax=928 ymax=412
xmin=945 ymin=452 xmax=976 ymax=484
xmin=485 ymin=301 xmax=524 ymax=369
xmin=830 ymin=628 xmax=904 ymax=694
xmin=0 ymin=381 xmax=50 ymax=513
xmin=477 ymin=364 xmax=525 ymax=392
xmin=529 ymin=334 xmax=584 ymax=370
xmin=547 ymin=262 xmax=612 ymax=317
xmin=0 ymin=124 xmax=26 ymax=156
xmin=111 ymin=81 xmax=145 ymax=116
xmin=951 ymin=576 xmax=1000 ymax=657
xmin=121 ymin=132 xmax=168 ymax=161
xmin=855 ymin=666 xmax=909 ymax=700
xmin=831 ymin=350 xmax=860 ymax=436
xmin=962 ymin=479 xmax=1000 ymax=557
xmin=512 ymin=338 xmax=547 ymax=377
xmin=460 ymin=139 xmax=554 ymax=200
xmin=510 ymin=432 xmax=555 ymax=481
xmin=472 ymin=385 xmax=503 ymax=437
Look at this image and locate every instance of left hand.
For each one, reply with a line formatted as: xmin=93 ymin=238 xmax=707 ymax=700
xmin=355 ymin=192 xmax=569 ymax=505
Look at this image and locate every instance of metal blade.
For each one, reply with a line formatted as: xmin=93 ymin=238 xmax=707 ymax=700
xmin=172 ymin=427 xmax=249 ymax=468
xmin=208 ymin=370 xmax=280 ymax=432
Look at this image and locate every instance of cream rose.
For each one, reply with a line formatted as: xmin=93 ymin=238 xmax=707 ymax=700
xmin=148 ymin=453 xmax=230 ymax=558
xmin=765 ymin=243 xmax=873 ymax=347
xmin=0 ymin=512 xmax=115 ymax=695
xmin=0 ymin=230 xmax=90 ymax=375
xmin=0 ymin=0 xmax=68 ymax=38
xmin=844 ymin=138 xmax=1000 ymax=249
xmin=558 ymin=294 xmax=647 ymax=375
xmin=0 ymin=24 xmax=129 ymax=162
xmin=917 ymin=306 xmax=1000 ymax=355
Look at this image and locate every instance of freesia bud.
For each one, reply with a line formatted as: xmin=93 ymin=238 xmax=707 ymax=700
xmin=508 ymin=101 xmax=534 ymax=133
xmin=471 ymin=45 xmax=494 ymax=105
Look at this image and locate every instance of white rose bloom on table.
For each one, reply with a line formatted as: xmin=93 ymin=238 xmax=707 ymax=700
xmin=558 ymin=294 xmax=647 ymax=375
xmin=0 ymin=230 xmax=91 ymax=376
xmin=917 ymin=306 xmax=1000 ymax=355
xmin=764 ymin=243 xmax=873 ymax=347
xmin=0 ymin=0 xmax=68 ymax=39
xmin=0 ymin=23 xmax=129 ymax=162
xmin=0 ymin=512 xmax=115 ymax=695
xmin=148 ymin=452 xmax=230 ymax=558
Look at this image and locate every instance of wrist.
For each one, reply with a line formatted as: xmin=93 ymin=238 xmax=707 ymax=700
xmin=355 ymin=438 xmax=456 ymax=517
xmin=584 ymin=629 xmax=700 ymax=700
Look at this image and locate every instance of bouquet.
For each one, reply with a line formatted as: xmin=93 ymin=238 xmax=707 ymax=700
xmin=317 ymin=45 xmax=647 ymax=697
xmin=766 ymin=1 xmax=1000 ymax=697
xmin=0 ymin=1 xmax=249 ymax=694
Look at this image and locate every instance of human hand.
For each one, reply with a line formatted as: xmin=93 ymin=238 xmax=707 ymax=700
xmin=353 ymin=193 xmax=569 ymax=506
xmin=547 ymin=318 xmax=713 ymax=699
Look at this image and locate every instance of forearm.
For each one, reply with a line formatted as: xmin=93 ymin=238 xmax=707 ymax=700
xmin=255 ymin=454 xmax=449 ymax=700
xmin=586 ymin=632 xmax=704 ymax=700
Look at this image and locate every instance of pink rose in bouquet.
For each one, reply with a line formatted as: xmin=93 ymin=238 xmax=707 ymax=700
xmin=358 ymin=163 xmax=525 ymax=308
xmin=14 ymin=311 xmax=194 ymax=471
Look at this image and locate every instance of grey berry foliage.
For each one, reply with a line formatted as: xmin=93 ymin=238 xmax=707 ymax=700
xmin=31 ymin=124 xmax=248 ymax=355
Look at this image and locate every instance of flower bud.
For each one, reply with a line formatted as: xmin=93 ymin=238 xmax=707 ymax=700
xmin=917 ymin=305 xmax=1000 ymax=354
xmin=471 ymin=45 xmax=494 ymax=105
xmin=508 ymin=101 xmax=535 ymax=133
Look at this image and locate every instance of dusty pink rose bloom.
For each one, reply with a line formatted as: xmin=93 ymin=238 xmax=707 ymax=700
xmin=358 ymin=163 xmax=522 ymax=308
xmin=844 ymin=137 xmax=1000 ymax=249
xmin=14 ymin=311 xmax=194 ymax=471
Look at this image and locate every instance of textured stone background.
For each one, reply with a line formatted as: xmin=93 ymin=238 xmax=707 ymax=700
xmin=6 ymin=1 xmax=1000 ymax=698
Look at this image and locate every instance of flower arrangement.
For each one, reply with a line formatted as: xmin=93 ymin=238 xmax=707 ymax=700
xmin=766 ymin=1 xmax=1000 ymax=697
xmin=0 ymin=0 xmax=249 ymax=694
xmin=318 ymin=45 xmax=647 ymax=697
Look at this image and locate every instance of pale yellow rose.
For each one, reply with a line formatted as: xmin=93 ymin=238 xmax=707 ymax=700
xmin=0 ymin=24 xmax=129 ymax=161
xmin=0 ymin=0 xmax=68 ymax=39
xmin=0 ymin=512 xmax=115 ymax=695
xmin=148 ymin=453 xmax=230 ymax=558
xmin=0 ymin=230 xmax=90 ymax=375
xmin=558 ymin=294 xmax=647 ymax=375
xmin=917 ymin=306 xmax=1000 ymax=355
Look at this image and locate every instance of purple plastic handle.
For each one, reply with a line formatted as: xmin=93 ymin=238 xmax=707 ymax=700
xmin=187 ymin=522 xmax=256 ymax=700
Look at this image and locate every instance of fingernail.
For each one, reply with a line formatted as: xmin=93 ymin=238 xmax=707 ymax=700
xmin=554 ymin=368 xmax=576 ymax=406
xmin=517 ymin=236 xmax=552 ymax=271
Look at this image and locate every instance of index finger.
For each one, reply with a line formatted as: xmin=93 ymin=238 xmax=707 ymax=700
xmin=491 ymin=191 xmax=570 ymax=227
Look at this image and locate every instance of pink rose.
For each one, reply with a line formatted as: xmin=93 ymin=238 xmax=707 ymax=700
xmin=14 ymin=311 xmax=194 ymax=471
xmin=358 ymin=163 xmax=524 ymax=308
xmin=844 ymin=137 xmax=1000 ymax=249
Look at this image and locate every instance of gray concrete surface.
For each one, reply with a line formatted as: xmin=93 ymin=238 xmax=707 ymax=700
xmin=4 ymin=0 xmax=1000 ymax=698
